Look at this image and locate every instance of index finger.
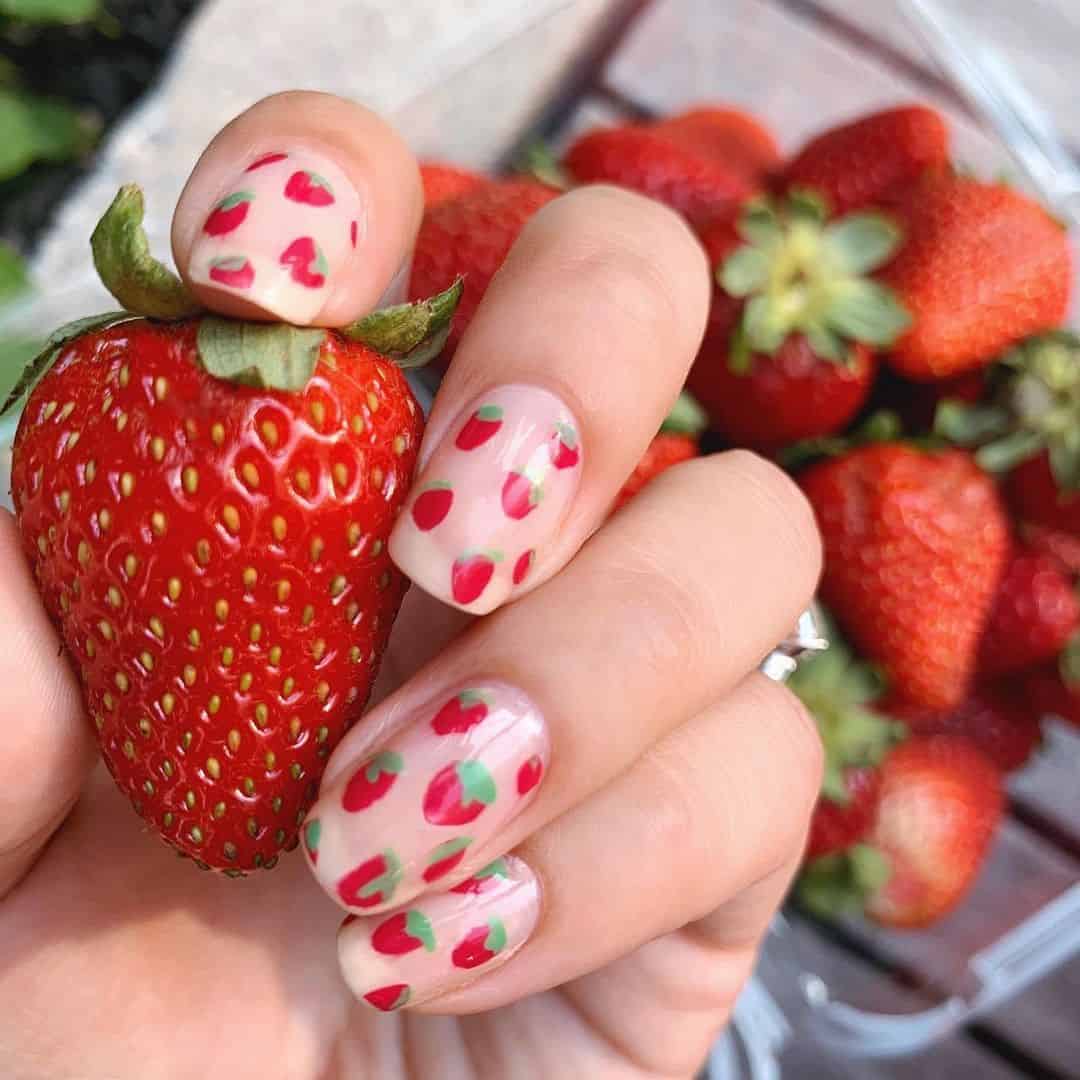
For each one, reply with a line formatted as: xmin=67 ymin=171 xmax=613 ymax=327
xmin=171 ymin=92 xmax=423 ymax=326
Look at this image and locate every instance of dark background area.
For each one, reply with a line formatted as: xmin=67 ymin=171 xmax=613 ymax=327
xmin=0 ymin=0 xmax=202 ymax=251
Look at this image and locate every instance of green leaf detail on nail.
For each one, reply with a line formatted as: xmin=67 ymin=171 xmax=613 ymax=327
xmin=457 ymin=760 xmax=497 ymax=806
xmin=303 ymin=818 xmax=321 ymax=853
xmin=475 ymin=857 xmax=509 ymax=881
xmin=477 ymin=404 xmax=504 ymax=422
xmin=405 ymin=909 xmax=437 ymax=952
xmin=459 ymin=688 xmax=494 ymax=708
xmin=485 ymin=918 xmax=508 ymax=954
xmin=359 ymin=849 xmax=403 ymax=899
xmin=216 ymin=190 xmax=253 ymax=211
xmin=426 ymin=836 xmax=472 ymax=865
xmin=365 ymin=750 xmax=404 ymax=783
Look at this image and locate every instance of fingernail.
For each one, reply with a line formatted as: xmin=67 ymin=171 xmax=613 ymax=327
xmin=389 ymin=385 xmax=583 ymax=614
xmin=188 ymin=148 xmax=363 ymax=324
xmin=340 ymin=855 xmax=541 ymax=1010
xmin=303 ymin=683 xmax=548 ymax=914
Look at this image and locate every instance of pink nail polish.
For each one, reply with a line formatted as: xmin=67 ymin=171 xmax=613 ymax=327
xmin=339 ymin=855 xmax=541 ymax=1010
xmin=188 ymin=148 xmax=363 ymax=324
xmin=303 ymin=683 xmax=548 ymax=914
xmin=389 ymin=385 xmax=583 ymax=614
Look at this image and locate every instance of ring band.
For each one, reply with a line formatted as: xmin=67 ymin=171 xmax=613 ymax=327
xmin=759 ymin=605 xmax=829 ymax=683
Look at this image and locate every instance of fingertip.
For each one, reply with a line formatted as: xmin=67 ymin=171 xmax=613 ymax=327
xmin=172 ymin=92 xmax=422 ymax=327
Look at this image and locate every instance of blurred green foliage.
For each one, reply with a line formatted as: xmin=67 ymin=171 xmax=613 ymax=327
xmin=0 ymin=0 xmax=99 ymax=25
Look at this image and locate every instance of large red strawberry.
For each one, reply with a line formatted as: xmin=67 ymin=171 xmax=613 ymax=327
xmin=977 ymin=546 xmax=1079 ymax=678
xmin=800 ymin=445 xmax=1009 ymax=710
xmin=884 ymin=683 xmax=1043 ymax=773
xmin=451 ymin=918 xmax=508 ymax=969
xmin=337 ymin=850 xmax=403 ymax=908
xmin=371 ymin=909 xmax=437 ymax=955
xmin=419 ymin=162 xmax=487 ymax=208
xmin=652 ymin=105 xmax=780 ymax=185
xmin=688 ymin=192 xmax=908 ymax=450
xmin=423 ymin=760 xmax=497 ymax=825
xmin=562 ymin=124 xmax=754 ymax=226
xmin=342 ymin=750 xmax=404 ymax=812
xmin=879 ymin=172 xmax=1071 ymax=380
xmin=409 ymin=178 xmax=559 ymax=363
xmin=800 ymin=736 xmax=1003 ymax=928
xmin=782 ymin=105 xmax=949 ymax=215
xmin=4 ymin=185 xmax=462 ymax=873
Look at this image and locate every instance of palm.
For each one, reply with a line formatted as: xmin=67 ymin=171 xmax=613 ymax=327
xmin=0 ymin=588 xmax=726 ymax=1080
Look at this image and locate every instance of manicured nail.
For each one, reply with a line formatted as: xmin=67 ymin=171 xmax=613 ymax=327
xmin=389 ymin=385 xmax=583 ymax=614
xmin=303 ymin=683 xmax=548 ymax=914
xmin=340 ymin=855 xmax=540 ymax=1010
xmin=188 ymin=148 xmax=363 ymax=324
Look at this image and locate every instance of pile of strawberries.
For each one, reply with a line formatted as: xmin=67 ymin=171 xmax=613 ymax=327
xmin=414 ymin=103 xmax=1080 ymax=930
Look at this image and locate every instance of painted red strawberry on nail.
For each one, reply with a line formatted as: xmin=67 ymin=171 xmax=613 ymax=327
xmin=337 ymin=849 xmax=402 ymax=908
xmin=285 ymin=169 xmax=336 ymax=206
xmin=371 ymin=909 xmax=436 ymax=956
xmin=342 ymin=750 xmax=403 ymax=812
xmin=350 ymin=220 xmax=359 ymax=247
xmin=455 ymin=404 xmax=504 ymax=450
xmin=432 ymin=689 xmax=492 ymax=735
xmin=451 ymin=551 xmax=502 ymax=605
xmin=424 ymin=761 xmax=497 ymax=825
xmin=411 ymin=481 xmax=454 ymax=531
xmin=501 ymin=471 xmax=543 ymax=520
xmin=549 ymin=422 xmax=580 ymax=469
xmin=302 ymin=818 xmax=321 ymax=865
xmin=517 ymin=755 xmax=544 ymax=796
xmin=452 ymin=919 xmax=508 ymax=969
xmin=280 ymin=236 xmax=329 ymax=288
xmin=451 ymin=857 xmax=510 ymax=895
xmin=364 ymin=984 xmax=411 ymax=1012
xmin=422 ymin=836 xmax=472 ymax=882
xmin=246 ymin=151 xmax=288 ymax=172
xmin=203 ymin=190 xmax=254 ymax=236
xmin=512 ymin=550 xmax=534 ymax=586
xmin=208 ymin=255 xmax=254 ymax=289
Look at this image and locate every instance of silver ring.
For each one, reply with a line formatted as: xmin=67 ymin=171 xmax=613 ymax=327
xmin=759 ymin=605 xmax=829 ymax=683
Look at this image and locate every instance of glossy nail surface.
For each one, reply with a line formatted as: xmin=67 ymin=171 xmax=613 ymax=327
xmin=188 ymin=149 xmax=363 ymax=323
xmin=303 ymin=683 xmax=547 ymax=913
xmin=389 ymin=385 xmax=583 ymax=614
xmin=340 ymin=855 xmax=541 ymax=1010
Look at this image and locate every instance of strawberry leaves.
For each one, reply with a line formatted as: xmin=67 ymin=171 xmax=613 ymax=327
xmin=195 ymin=319 xmax=328 ymax=391
xmin=719 ymin=190 xmax=910 ymax=371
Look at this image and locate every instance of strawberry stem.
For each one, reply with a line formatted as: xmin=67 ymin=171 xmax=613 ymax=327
xmin=90 ymin=185 xmax=203 ymax=320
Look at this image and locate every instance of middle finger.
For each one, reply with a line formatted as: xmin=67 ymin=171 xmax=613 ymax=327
xmin=303 ymin=453 xmax=820 ymax=914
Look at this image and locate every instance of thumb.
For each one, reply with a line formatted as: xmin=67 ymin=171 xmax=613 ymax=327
xmin=0 ymin=511 xmax=94 ymax=898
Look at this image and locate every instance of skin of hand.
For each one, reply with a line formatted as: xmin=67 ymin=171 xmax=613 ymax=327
xmin=0 ymin=93 xmax=823 ymax=1080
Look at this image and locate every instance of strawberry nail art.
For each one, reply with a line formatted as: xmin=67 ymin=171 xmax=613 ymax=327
xmin=390 ymin=386 xmax=583 ymax=614
xmin=304 ymin=683 xmax=547 ymax=915
xmin=189 ymin=149 xmax=362 ymax=323
xmin=340 ymin=856 xmax=540 ymax=1011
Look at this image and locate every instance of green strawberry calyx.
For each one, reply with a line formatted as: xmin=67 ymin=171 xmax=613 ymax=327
xmin=659 ymin=390 xmax=708 ymax=437
xmin=457 ymin=760 xmax=497 ymax=806
xmin=426 ymin=836 xmax=473 ymax=867
xmin=935 ymin=331 xmax=1080 ymax=491
xmin=787 ymin=613 xmax=905 ymax=803
xmin=0 ymin=184 xmax=462 ymax=416
xmin=796 ymin=843 xmax=893 ymax=920
xmin=718 ymin=189 xmax=911 ymax=372
xmin=405 ymin=909 xmax=437 ymax=952
xmin=364 ymin=750 xmax=404 ymax=783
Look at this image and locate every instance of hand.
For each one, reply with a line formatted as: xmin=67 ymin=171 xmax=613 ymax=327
xmin=0 ymin=93 xmax=822 ymax=1079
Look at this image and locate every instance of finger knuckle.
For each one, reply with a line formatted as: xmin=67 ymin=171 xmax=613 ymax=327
xmin=721 ymin=449 xmax=823 ymax=599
